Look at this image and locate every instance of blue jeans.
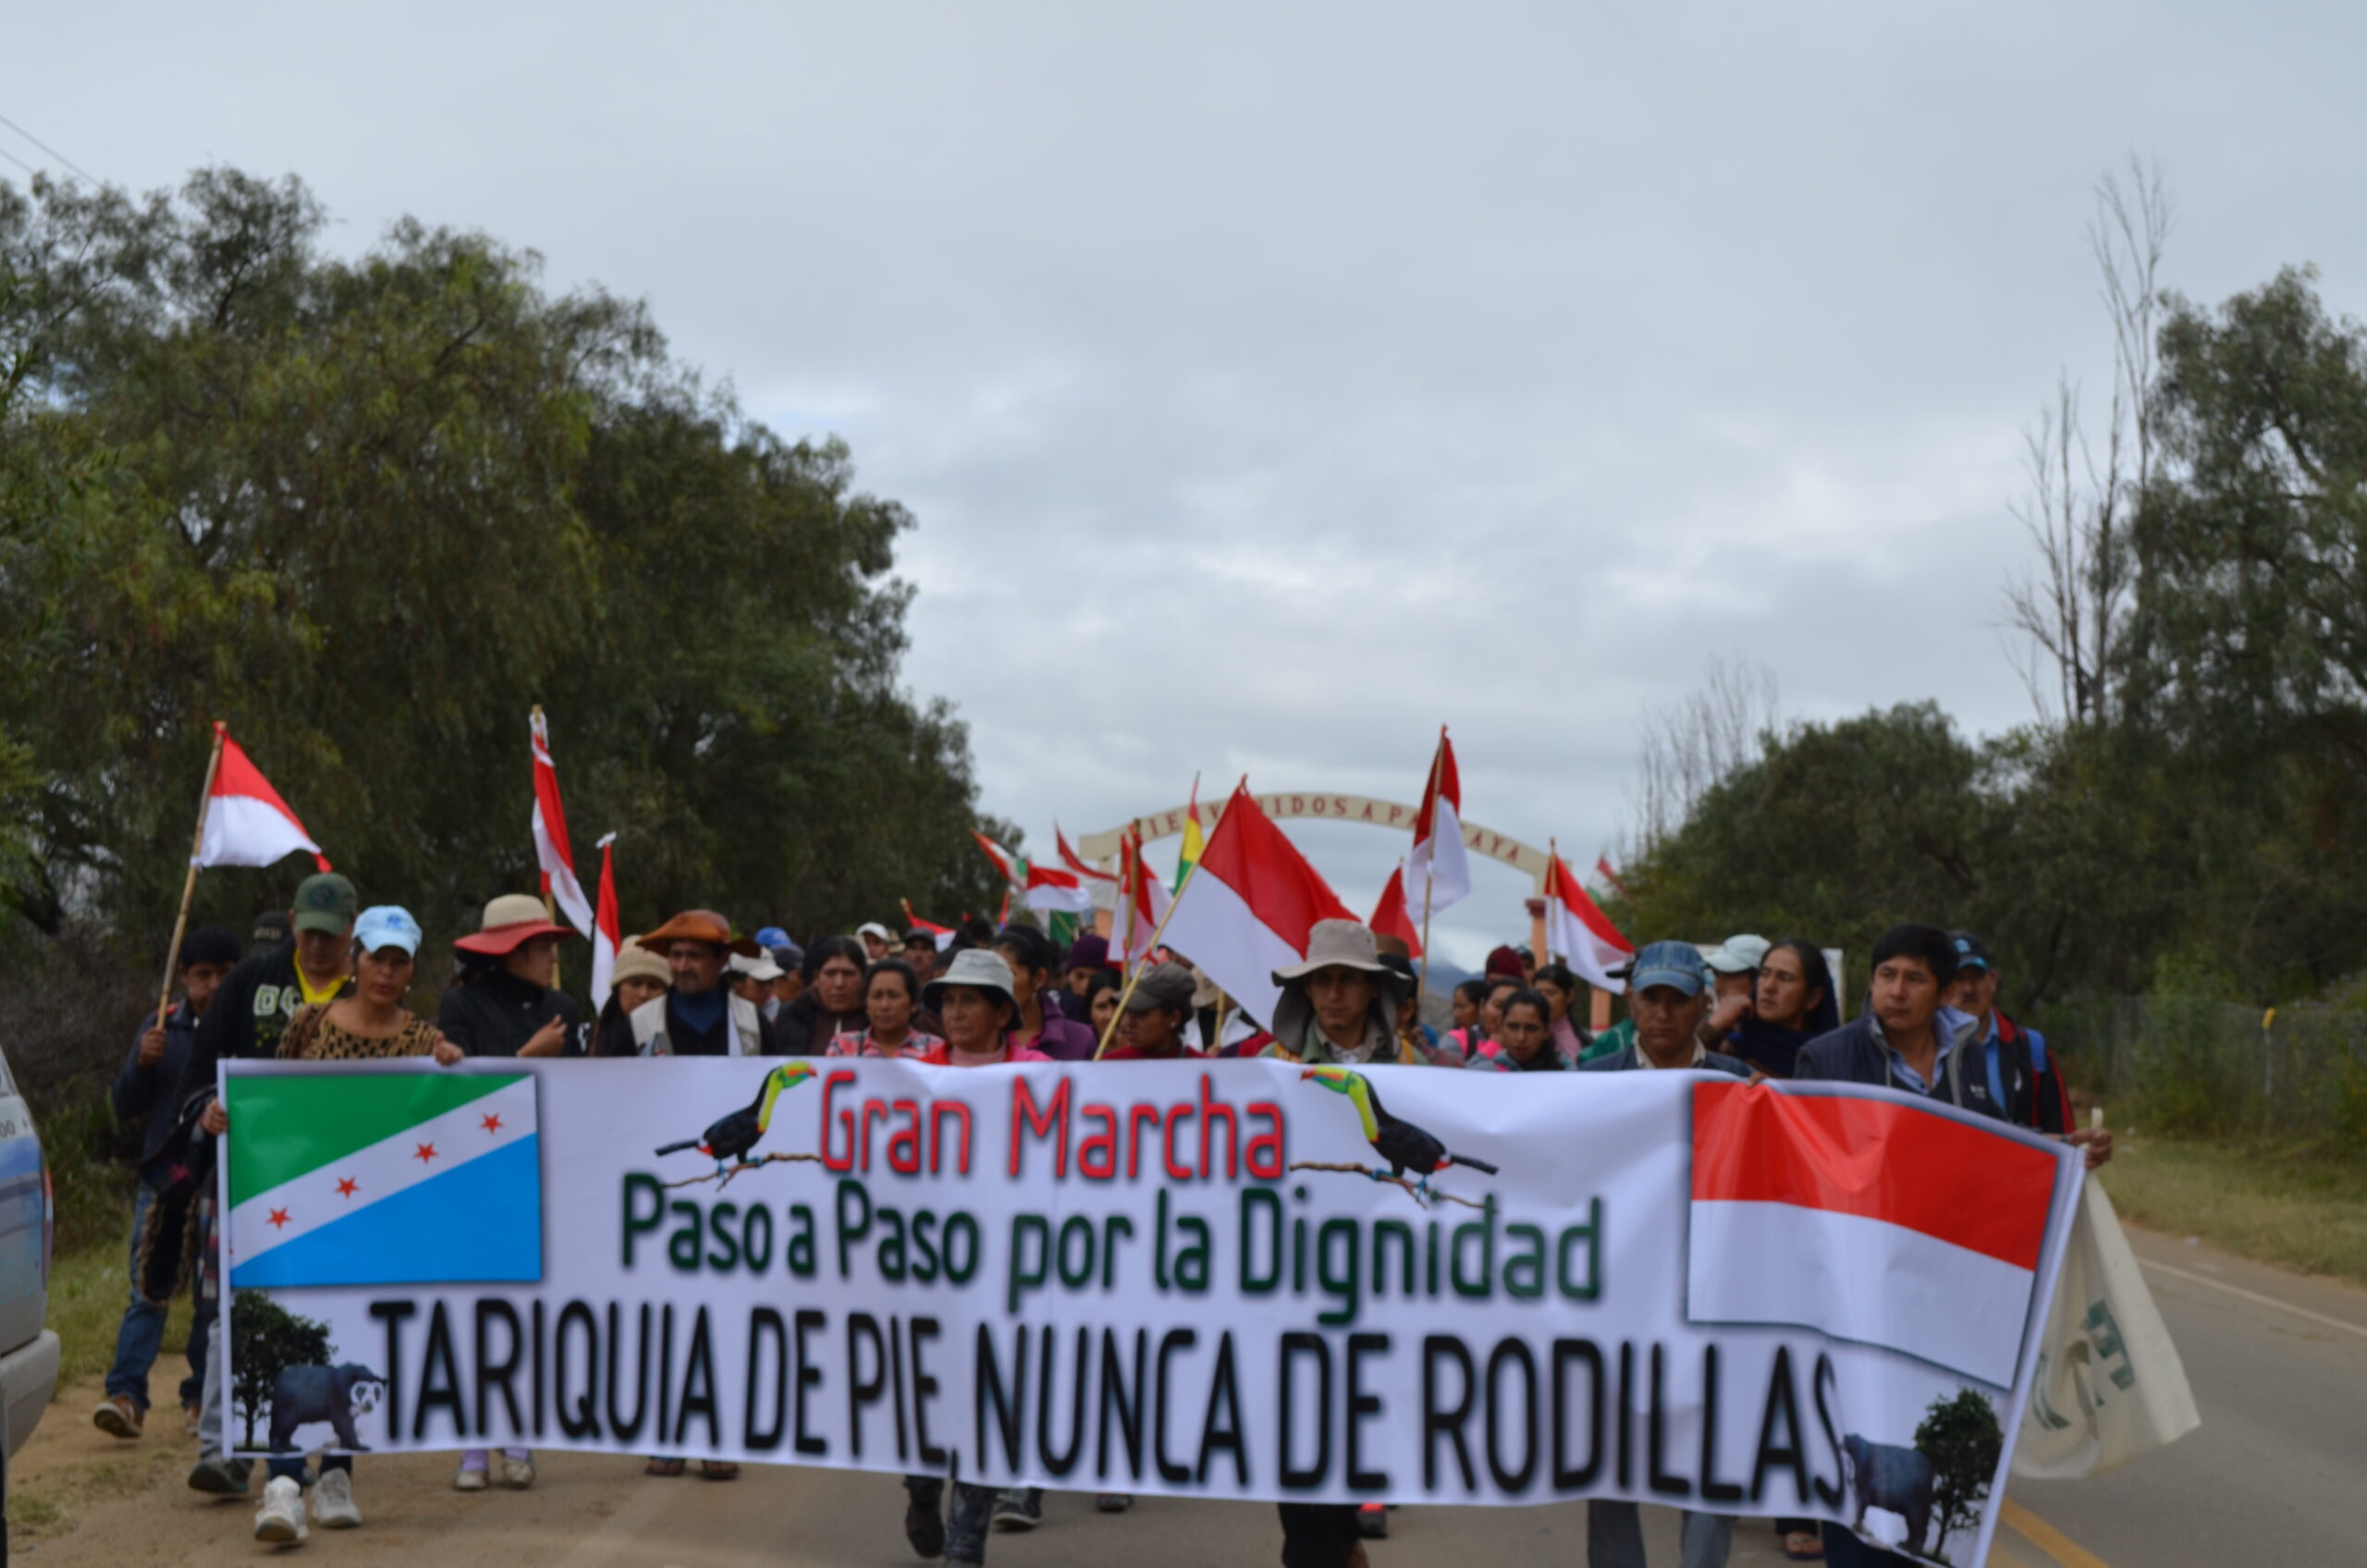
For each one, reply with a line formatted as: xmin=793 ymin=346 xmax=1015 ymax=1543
xmin=105 ymin=1183 xmax=215 ymax=1413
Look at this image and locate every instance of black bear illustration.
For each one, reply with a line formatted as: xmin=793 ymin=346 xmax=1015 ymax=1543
xmin=267 ymin=1363 xmax=387 ymax=1453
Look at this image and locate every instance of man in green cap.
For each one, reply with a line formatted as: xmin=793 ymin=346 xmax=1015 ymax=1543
xmin=175 ymin=872 xmax=362 ymax=1109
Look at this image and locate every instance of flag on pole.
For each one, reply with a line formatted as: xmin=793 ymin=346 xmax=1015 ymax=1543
xmin=1543 ymin=844 xmax=1634 ymax=994
xmin=1594 ymin=853 xmax=1629 ymax=899
xmin=530 ymin=711 xmax=595 ymax=939
xmin=1056 ymin=826 xmax=1117 ymax=885
xmin=971 ymin=830 xmax=1022 ymax=887
xmin=1116 ymin=827 xmax=1171 ymax=965
xmin=1405 ymin=727 xmax=1472 ymax=913
xmin=589 ymin=834 xmax=620 ymax=1011
xmin=1688 ymin=1079 xmax=2065 ymax=1389
xmin=195 ymin=727 xmax=330 ymax=872
xmin=1159 ymin=783 xmax=1355 ymax=1027
xmin=1172 ymin=774 xmax=1205 ymax=895
xmin=901 ymin=900 xmax=956 ymax=951
xmin=1368 ymin=861 xmax=1424 ymax=959
xmin=1022 ymin=861 xmax=1093 ymax=915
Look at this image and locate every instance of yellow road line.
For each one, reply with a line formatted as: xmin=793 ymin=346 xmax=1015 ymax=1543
xmin=1985 ymin=1536 xmax=2041 ymax=1568
xmin=2002 ymin=1500 xmax=2112 ymax=1568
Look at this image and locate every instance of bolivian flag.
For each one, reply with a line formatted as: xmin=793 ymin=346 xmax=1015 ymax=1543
xmin=225 ymin=1072 xmax=542 ymax=1289
xmin=1173 ymin=775 xmax=1205 ymax=894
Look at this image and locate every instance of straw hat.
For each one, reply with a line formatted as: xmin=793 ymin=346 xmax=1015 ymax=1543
xmin=453 ymin=893 xmax=578 ymax=956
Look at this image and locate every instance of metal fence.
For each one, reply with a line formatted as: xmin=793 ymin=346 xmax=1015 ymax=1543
xmin=2032 ymin=995 xmax=2367 ymax=1140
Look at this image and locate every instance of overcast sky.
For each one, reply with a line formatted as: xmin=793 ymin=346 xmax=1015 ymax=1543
xmin=12 ymin=4 xmax=2363 ymax=962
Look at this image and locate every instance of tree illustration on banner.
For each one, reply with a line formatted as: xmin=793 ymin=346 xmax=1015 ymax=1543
xmin=1916 ymin=1388 xmax=2005 ymax=1563
xmin=230 ymin=1291 xmax=332 ymax=1450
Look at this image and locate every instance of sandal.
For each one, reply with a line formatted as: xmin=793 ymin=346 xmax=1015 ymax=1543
xmin=699 ymin=1461 xmax=741 ymax=1481
xmin=644 ymin=1458 xmax=687 ymax=1477
xmin=1783 ymin=1531 xmax=1825 ymax=1561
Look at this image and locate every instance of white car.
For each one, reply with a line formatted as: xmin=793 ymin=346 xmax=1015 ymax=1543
xmin=0 ymin=1045 xmax=63 ymax=1559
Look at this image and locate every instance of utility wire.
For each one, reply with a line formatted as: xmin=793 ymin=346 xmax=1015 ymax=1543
xmin=0 ymin=110 xmax=103 ymax=186
xmin=0 ymin=141 xmax=42 ymax=181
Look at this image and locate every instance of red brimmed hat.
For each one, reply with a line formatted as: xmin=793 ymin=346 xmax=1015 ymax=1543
xmin=453 ymin=893 xmax=579 ymax=956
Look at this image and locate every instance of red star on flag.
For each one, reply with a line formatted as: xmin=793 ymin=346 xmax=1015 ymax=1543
xmin=335 ymin=1178 xmax=358 ymax=1198
xmin=267 ymin=1207 xmax=291 ymax=1230
xmin=414 ymin=1142 xmax=438 ymax=1164
xmin=481 ymin=1113 xmax=504 ymax=1134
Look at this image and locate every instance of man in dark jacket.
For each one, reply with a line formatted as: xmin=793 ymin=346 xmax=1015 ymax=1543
xmin=598 ymin=909 xmax=780 ymax=1058
xmin=1944 ymin=931 xmax=2073 ymax=1135
xmin=1577 ymin=939 xmax=1744 ymax=1568
xmin=438 ymin=894 xmax=582 ymax=1059
xmin=94 ymin=925 xmax=239 ymax=1439
xmin=1795 ymin=923 xmax=2107 ymax=1568
xmin=174 ymin=873 xmax=359 ymax=1113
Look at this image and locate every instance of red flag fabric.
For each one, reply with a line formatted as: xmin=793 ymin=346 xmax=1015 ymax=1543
xmin=1057 ymin=825 xmax=1117 ymax=885
xmin=1544 ymin=847 xmax=1634 ymax=993
xmin=1405 ymin=727 xmax=1472 ymax=913
xmin=530 ymin=712 xmax=594 ymax=938
xmin=1594 ymin=853 xmax=1629 ymax=898
xmin=1159 ymin=783 xmax=1355 ymax=1027
xmin=1368 ymin=861 xmax=1423 ymax=959
xmin=1116 ymin=827 xmax=1172 ymax=965
xmin=197 ymin=727 xmax=329 ymax=872
xmin=971 ymin=830 xmax=1022 ymax=886
xmin=590 ymin=834 xmax=621 ymax=1010
xmin=901 ymin=900 xmax=956 ymax=951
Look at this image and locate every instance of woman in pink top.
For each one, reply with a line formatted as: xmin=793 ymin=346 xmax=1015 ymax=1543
xmin=826 ymin=959 xmax=944 ymax=1059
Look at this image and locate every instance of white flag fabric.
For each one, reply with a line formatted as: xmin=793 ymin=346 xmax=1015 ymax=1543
xmin=530 ymin=714 xmax=595 ymax=938
xmin=1543 ymin=848 xmax=1633 ymax=993
xmin=1404 ymin=729 xmax=1472 ymax=913
xmin=196 ymin=730 xmax=328 ymax=872
xmin=589 ymin=834 xmax=620 ymax=1012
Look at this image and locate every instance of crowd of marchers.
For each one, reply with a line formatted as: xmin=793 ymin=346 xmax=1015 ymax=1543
xmin=101 ymin=870 xmax=2106 ymax=1568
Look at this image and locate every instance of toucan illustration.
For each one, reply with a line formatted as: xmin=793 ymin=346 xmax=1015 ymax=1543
xmin=1299 ymin=1065 xmax=1499 ymax=1195
xmin=656 ymin=1061 xmax=818 ymax=1178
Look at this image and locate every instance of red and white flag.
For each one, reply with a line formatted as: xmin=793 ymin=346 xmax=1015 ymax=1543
xmin=196 ymin=727 xmax=329 ymax=872
xmin=1115 ymin=827 xmax=1171 ymax=965
xmin=589 ymin=834 xmax=621 ymax=1011
xmin=1689 ymin=1080 xmax=2067 ymax=1389
xmin=1159 ymin=783 xmax=1355 ymax=1027
xmin=530 ymin=712 xmax=595 ymax=939
xmin=1023 ymin=861 xmax=1093 ymax=915
xmin=1056 ymin=825 xmax=1117 ymax=885
xmin=1404 ymin=727 xmax=1472 ymax=913
xmin=901 ymin=900 xmax=957 ymax=951
xmin=971 ymin=830 xmax=1022 ymax=887
xmin=1368 ymin=861 xmax=1423 ymax=959
xmin=1543 ymin=845 xmax=1633 ymax=993
xmin=1594 ymin=852 xmax=1628 ymax=898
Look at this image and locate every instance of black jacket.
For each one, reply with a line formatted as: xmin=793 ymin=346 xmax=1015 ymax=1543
xmin=436 ymin=967 xmax=581 ymax=1059
xmin=775 ymin=991 xmax=864 ymax=1058
xmin=112 ymin=1001 xmax=201 ymax=1167
xmin=174 ymin=947 xmax=352 ymax=1112
xmin=1794 ymin=1011 xmax=2020 ymax=1124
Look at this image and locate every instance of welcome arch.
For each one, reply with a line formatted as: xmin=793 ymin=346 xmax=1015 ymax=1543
xmin=1076 ymin=790 xmax=1552 ymax=893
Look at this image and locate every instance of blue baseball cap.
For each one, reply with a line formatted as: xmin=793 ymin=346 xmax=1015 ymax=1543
xmin=755 ymin=925 xmax=791 ymax=950
xmin=352 ymin=905 xmax=423 ymax=957
xmin=1625 ymin=939 xmax=1710 ymax=997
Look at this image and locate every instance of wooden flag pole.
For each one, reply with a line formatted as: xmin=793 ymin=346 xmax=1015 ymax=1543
xmin=1094 ymin=778 xmax=1239 ymax=1059
xmin=1411 ymin=732 xmax=1444 ymax=1026
xmin=153 ymin=723 xmax=229 ymax=1030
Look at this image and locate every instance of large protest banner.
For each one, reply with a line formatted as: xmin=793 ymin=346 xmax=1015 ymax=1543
xmin=221 ymin=1059 xmax=2081 ymax=1564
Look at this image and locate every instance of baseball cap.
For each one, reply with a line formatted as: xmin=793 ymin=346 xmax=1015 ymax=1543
xmin=1704 ymin=934 xmax=1771 ymax=974
xmin=292 ymin=873 xmax=359 ymax=935
xmin=251 ymin=910 xmax=291 ymax=949
xmin=754 ymin=926 xmax=791 ymax=951
xmin=1626 ymin=939 xmax=1711 ymax=997
xmin=1949 ymin=931 xmax=1993 ymax=973
xmin=352 ymin=905 xmax=423 ymax=957
xmin=1124 ymin=962 xmax=1198 ymax=1014
xmin=856 ymin=922 xmax=896 ymax=945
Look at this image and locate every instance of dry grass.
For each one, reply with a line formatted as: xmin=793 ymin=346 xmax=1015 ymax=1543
xmin=2098 ymin=1132 xmax=2367 ymax=1283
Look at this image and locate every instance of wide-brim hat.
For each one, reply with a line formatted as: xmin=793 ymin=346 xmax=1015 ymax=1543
xmin=636 ymin=909 xmax=760 ymax=958
xmin=1270 ymin=919 xmax=1409 ymax=1047
xmin=921 ymin=947 xmax=1020 ymax=1014
xmin=454 ymin=892 xmax=579 ymax=956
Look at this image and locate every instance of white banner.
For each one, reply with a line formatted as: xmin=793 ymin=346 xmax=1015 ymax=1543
xmin=221 ymin=1059 xmax=2082 ymax=1565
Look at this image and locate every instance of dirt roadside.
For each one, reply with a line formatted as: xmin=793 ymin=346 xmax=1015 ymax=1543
xmin=10 ymin=1376 xmax=648 ymax=1565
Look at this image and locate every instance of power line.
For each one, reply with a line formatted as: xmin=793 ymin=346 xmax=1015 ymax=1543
xmin=0 ymin=141 xmax=42 ymax=181
xmin=0 ymin=110 xmax=103 ymax=187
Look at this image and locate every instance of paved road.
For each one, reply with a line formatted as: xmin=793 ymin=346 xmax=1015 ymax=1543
xmin=25 ymin=1225 xmax=2366 ymax=1566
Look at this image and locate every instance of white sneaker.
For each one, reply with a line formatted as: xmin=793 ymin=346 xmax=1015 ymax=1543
xmin=313 ymin=1467 xmax=362 ymax=1529
xmin=254 ymin=1476 xmax=308 ymax=1543
xmin=499 ymin=1455 xmax=536 ymax=1490
xmin=453 ymin=1464 xmax=488 ymax=1492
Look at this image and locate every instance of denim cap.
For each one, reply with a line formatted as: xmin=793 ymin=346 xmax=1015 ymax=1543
xmin=352 ymin=904 xmax=423 ymax=957
xmin=1949 ymin=931 xmax=1993 ymax=972
xmin=1627 ymin=939 xmax=1710 ymax=997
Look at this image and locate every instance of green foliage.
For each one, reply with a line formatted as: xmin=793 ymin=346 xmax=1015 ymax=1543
xmin=229 ymin=1290 xmax=333 ymax=1450
xmin=1913 ymin=1388 xmax=2002 ymax=1562
xmin=0 ymin=167 xmax=1008 ymax=956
